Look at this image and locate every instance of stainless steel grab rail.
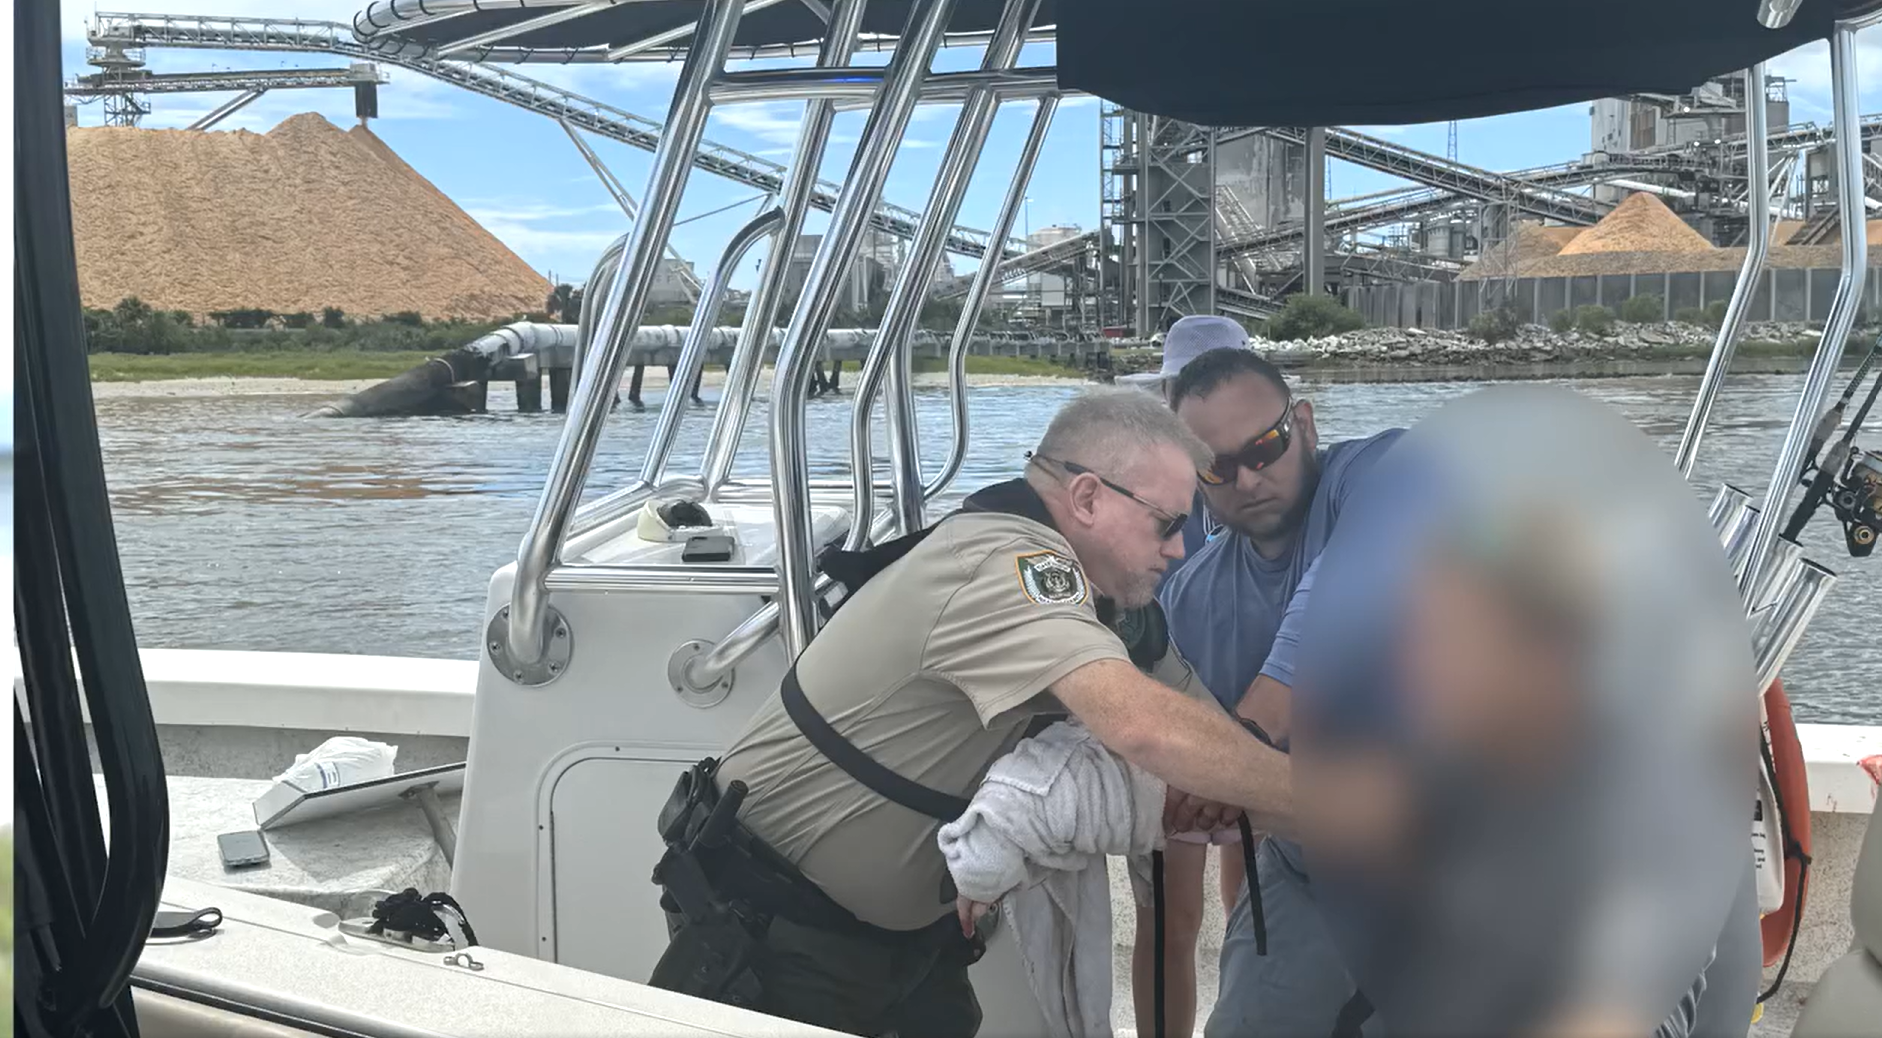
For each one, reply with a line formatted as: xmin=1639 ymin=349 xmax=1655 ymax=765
xmin=770 ymin=0 xmax=962 ymax=659
xmin=926 ymin=95 xmax=1059 ymax=503
xmin=638 ymin=206 xmax=785 ymax=488
xmin=1675 ymin=62 xmax=1775 ymax=477
xmin=853 ymin=0 xmax=1040 ymax=544
xmin=700 ymin=0 xmax=867 ymax=498
xmin=499 ymin=0 xmax=748 ymax=677
xmin=1738 ymin=22 xmax=1868 ymax=604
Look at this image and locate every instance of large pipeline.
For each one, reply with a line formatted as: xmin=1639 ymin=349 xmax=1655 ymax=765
xmin=305 ymin=323 xmax=579 ymax=418
xmin=307 ymin=321 xmax=1096 ymax=418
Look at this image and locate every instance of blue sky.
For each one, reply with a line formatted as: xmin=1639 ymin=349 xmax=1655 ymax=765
xmin=54 ymin=4 xmax=1882 ymax=293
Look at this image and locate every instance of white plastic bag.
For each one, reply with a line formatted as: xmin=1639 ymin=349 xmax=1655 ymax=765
xmin=273 ymin=736 xmax=398 ymax=792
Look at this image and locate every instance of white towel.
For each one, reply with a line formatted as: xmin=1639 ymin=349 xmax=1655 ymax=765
xmin=937 ymin=720 xmax=1167 ymax=1038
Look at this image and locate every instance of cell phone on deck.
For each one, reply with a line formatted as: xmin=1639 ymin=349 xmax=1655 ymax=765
xmin=681 ymin=531 xmax=736 ymax=563
xmin=218 ymin=829 xmax=270 ymax=870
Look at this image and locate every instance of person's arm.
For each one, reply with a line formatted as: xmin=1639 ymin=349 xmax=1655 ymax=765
xmin=1052 ymin=657 xmax=1292 ymax=835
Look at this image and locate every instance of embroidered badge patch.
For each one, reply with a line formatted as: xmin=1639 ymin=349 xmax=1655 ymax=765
xmin=1015 ymin=550 xmax=1088 ymax=606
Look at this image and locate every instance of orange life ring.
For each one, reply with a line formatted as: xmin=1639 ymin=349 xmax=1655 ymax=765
xmin=1759 ymin=677 xmax=1812 ymax=969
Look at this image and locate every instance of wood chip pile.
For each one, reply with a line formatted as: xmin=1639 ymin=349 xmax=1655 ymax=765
xmin=1462 ymin=191 xmax=1865 ymax=281
xmin=67 ymin=113 xmax=552 ymax=319
xmin=1456 ymin=223 xmax=1583 ymax=278
xmin=1557 ymin=192 xmax=1713 ymax=255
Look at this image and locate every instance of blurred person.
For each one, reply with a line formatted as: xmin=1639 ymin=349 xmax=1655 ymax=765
xmin=1148 ymin=345 xmax=1404 ymax=1038
xmin=1290 ymin=383 xmax=1759 ymax=1038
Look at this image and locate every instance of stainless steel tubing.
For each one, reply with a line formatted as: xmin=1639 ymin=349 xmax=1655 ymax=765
xmin=684 ymin=573 xmax=835 ymax=689
xmin=543 ymin=564 xmax=780 ymax=595
xmin=707 ymin=66 xmax=1059 ymax=106
xmin=1722 ymin=503 xmax=1760 ymax=564
xmin=1752 ymin=560 xmax=1837 ymax=693
xmin=925 ymin=95 xmax=1059 ymax=503
xmin=575 ymin=233 xmax=631 ymax=386
xmin=606 ymin=0 xmax=792 ymax=60
xmin=1708 ymin=483 xmax=1752 ymax=533
xmin=638 ymin=206 xmax=784 ymax=487
xmin=436 ymin=0 xmax=619 ymax=57
xmin=1746 ymin=535 xmax=1804 ymax=614
xmin=567 ymin=474 xmax=707 ymax=542
xmin=1675 ymin=63 xmax=1772 ymax=477
xmin=1739 ymin=24 xmax=1868 ymax=602
xmin=853 ymin=0 xmax=1039 ymax=543
xmin=504 ymin=0 xmax=746 ymax=669
xmin=684 ymin=507 xmax=899 ymax=689
xmin=769 ymin=0 xmax=959 ymax=658
xmin=699 ymin=0 xmax=867 ymax=497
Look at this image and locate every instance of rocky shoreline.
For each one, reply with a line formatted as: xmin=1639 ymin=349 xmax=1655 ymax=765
xmin=1107 ymin=320 xmax=1856 ymax=383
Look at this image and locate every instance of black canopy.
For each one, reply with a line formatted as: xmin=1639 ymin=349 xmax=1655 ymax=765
xmin=364 ymin=0 xmax=1058 ymax=55
xmin=1057 ymin=0 xmax=1882 ymax=127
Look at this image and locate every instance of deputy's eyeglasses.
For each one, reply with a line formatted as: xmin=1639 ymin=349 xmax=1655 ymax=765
xmin=1198 ymin=404 xmax=1295 ymax=486
xmin=1028 ymin=453 xmax=1189 ymax=540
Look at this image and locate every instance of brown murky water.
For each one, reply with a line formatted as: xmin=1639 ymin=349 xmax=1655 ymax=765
xmin=93 ymin=373 xmax=1879 ymax=723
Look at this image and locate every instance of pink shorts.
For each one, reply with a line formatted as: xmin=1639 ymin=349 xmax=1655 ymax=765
xmin=1169 ymin=828 xmax=1239 ymax=846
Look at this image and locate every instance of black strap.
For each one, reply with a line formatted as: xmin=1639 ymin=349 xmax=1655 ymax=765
xmin=780 ymin=667 xmax=970 ymax=822
xmin=1330 ymin=989 xmax=1374 ymax=1038
xmin=1235 ymin=715 xmax=1275 ymax=956
xmin=1237 ymin=815 xmax=1268 ymax=956
xmin=1152 ymin=849 xmax=1168 ymax=1038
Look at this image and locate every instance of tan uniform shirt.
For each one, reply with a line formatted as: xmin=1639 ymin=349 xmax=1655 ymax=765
xmin=716 ymin=509 xmax=1203 ymax=931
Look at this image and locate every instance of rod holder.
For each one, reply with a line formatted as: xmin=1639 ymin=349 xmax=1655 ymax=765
xmin=1753 ymin=559 xmax=1837 ymax=693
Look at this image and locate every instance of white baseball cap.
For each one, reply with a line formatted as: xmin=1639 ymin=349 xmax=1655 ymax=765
xmin=1118 ymin=315 xmax=1251 ymax=388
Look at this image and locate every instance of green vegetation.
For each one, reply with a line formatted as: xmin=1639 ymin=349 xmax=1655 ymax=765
xmin=1572 ymin=304 xmax=1616 ymax=336
xmin=1266 ymin=293 xmax=1366 ymax=341
xmin=90 ymin=349 xmax=1076 ymax=382
xmin=912 ymin=355 xmax=1070 ymax=378
xmin=1547 ymin=308 xmax=1575 ymax=333
xmin=1674 ymin=300 xmax=1731 ymax=330
xmin=1467 ymin=306 xmax=1521 ymax=345
xmin=90 ymin=350 xmax=437 ymax=382
xmin=1618 ymin=293 xmax=1666 ymax=324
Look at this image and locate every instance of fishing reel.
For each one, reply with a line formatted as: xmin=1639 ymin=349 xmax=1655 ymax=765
xmin=1822 ymin=447 xmax=1882 ymax=556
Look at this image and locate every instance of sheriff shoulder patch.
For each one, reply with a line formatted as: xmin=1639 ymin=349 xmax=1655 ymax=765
xmin=1014 ymin=550 xmax=1089 ymax=606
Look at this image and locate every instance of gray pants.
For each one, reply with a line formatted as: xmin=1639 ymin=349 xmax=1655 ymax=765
xmin=1206 ymin=841 xmax=1758 ymax=1038
xmin=1205 ymin=838 xmax=1378 ymax=1038
xmin=1657 ymin=856 xmax=1762 ymax=1038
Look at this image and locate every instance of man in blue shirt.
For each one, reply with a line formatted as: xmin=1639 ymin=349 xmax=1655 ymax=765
xmin=1157 ymin=346 xmax=1402 ymax=1038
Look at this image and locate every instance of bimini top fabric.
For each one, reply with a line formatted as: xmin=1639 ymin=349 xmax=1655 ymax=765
xmin=1057 ymin=0 xmax=1882 ymax=127
xmin=352 ymin=0 xmax=1060 ymax=56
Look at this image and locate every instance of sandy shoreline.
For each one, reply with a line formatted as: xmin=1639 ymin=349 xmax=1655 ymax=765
xmin=89 ymin=367 xmax=1088 ymax=400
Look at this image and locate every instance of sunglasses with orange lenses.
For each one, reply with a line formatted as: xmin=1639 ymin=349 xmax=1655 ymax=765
xmin=1198 ymin=404 xmax=1294 ymax=486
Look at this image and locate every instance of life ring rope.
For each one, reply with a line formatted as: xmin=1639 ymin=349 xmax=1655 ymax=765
xmin=1756 ymin=677 xmax=1812 ymax=1004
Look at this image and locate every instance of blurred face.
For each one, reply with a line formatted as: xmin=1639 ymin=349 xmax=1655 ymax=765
xmin=1045 ymin=443 xmax=1196 ymax=608
xmin=1176 ymin=373 xmax=1319 ymax=551
xmin=1399 ymin=557 xmax=1585 ymax=783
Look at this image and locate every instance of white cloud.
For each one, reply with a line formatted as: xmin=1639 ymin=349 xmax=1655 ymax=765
xmin=1055 ymin=95 xmax=1100 ymax=110
xmin=1766 ymin=26 xmax=1882 ymax=121
xmin=711 ymin=102 xmax=808 ymax=146
xmin=464 ymin=200 xmax=624 ymax=222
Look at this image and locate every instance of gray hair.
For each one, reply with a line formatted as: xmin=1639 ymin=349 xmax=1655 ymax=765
xmin=1034 ymin=386 xmax=1211 ymax=474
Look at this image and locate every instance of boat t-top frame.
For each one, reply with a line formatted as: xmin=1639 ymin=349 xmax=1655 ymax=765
xmin=442 ymin=0 xmax=1882 ymax=702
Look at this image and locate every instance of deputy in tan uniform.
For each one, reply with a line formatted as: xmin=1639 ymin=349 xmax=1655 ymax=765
xmin=648 ymin=388 xmax=1292 ymax=1037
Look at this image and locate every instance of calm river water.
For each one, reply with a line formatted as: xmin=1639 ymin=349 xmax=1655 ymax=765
xmin=94 ymin=372 xmax=1878 ymax=724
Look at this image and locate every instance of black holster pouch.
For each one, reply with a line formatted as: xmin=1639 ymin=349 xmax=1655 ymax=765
xmin=646 ymin=759 xmax=765 ymax=1008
